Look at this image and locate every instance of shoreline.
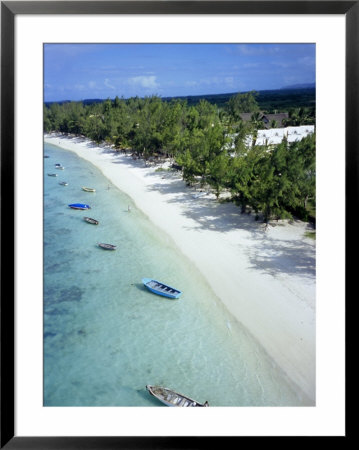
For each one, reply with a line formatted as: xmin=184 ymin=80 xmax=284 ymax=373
xmin=44 ymin=133 xmax=316 ymax=403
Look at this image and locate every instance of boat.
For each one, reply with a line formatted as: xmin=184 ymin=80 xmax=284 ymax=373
xmin=68 ymin=203 xmax=91 ymax=210
xmin=82 ymin=187 xmax=96 ymax=192
xmin=55 ymin=164 xmax=65 ymax=170
xmin=142 ymin=278 xmax=182 ymax=299
xmin=44 ymin=155 xmax=50 ymax=158
xmin=47 ymin=173 xmax=58 ymax=177
xmin=84 ymin=217 xmax=99 ymax=225
xmin=59 ymin=181 xmax=68 ymax=186
xmin=146 ymin=385 xmax=209 ymax=407
xmin=192 ymin=191 xmax=208 ymax=199
xmin=98 ymin=243 xmax=116 ymax=250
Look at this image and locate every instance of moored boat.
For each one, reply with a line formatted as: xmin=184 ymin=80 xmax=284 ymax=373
xmin=59 ymin=181 xmax=68 ymax=186
xmin=98 ymin=243 xmax=116 ymax=250
xmin=55 ymin=164 xmax=65 ymax=169
xmin=142 ymin=278 xmax=182 ymax=299
xmin=47 ymin=173 xmax=58 ymax=177
xmin=84 ymin=217 xmax=99 ymax=225
xmin=82 ymin=187 xmax=96 ymax=192
xmin=146 ymin=385 xmax=209 ymax=407
xmin=68 ymin=203 xmax=91 ymax=210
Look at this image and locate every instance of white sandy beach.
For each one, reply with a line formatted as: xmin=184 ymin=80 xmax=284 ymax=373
xmin=45 ymin=133 xmax=316 ymax=403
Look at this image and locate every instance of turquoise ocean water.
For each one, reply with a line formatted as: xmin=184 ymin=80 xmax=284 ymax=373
xmin=44 ymin=143 xmax=309 ymax=406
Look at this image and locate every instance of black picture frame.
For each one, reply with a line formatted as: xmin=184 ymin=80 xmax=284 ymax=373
xmin=1 ymin=1 xmax=354 ymax=447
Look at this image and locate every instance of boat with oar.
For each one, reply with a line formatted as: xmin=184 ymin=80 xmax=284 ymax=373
xmin=47 ymin=173 xmax=58 ymax=177
xmin=59 ymin=181 xmax=68 ymax=186
xmin=82 ymin=187 xmax=96 ymax=192
xmin=84 ymin=217 xmax=99 ymax=225
xmin=142 ymin=278 xmax=182 ymax=299
xmin=68 ymin=203 xmax=91 ymax=210
xmin=98 ymin=243 xmax=116 ymax=250
xmin=146 ymin=385 xmax=209 ymax=407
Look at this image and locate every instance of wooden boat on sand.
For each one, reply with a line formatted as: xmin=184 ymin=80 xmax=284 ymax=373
xmin=68 ymin=203 xmax=91 ymax=210
xmin=98 ymin=243 xmax=116 ymax=250
xmin=84 ymin=217 xmax=99 ymax=225
xmin=142 ymin=278 xmax=182 ymax=299
xmin=146 ymin=385 xmax=209 ymax=407
xmin=82 ymin=187 xmax=96 ymax=192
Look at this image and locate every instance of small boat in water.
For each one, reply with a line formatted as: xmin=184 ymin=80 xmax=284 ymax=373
xmin=98 ymin=243 xmax=117 ymax=250
xmin=84 ymin=217 xmax=99 ymax=225
xmin=47 ymin=173 xmax=58 ymax=177
xmin=82 ymin=187 xmax=96 ymax=192
xmin=44 ymin=155 xmax=50 ymax=158
xmin=55 ymin=164 xmax=65 ymax=170
xmin=146 ymin=385 xmax=209 ymax=407
xmin=59 ymin=181 xmax=68 ymax=186
xmin=68 ymin=203 xmax=91 ymax=210
xmin=142 ymin=278 xmax=182 ymax=299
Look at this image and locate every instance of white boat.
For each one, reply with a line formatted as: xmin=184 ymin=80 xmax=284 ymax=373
xmin=82 ymin=187 xmax=96 ymax=192
xmin=146 ymin=385 xmax=209 ymax=407
xmin=192 ymin=191 xmax=208 ymax=199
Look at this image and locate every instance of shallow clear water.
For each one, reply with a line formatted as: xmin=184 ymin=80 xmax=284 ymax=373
xmin=44 ymin=143 xmax=309 ymax=407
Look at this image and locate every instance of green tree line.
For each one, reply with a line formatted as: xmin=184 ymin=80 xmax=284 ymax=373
xmin=44 ymin=92 xmax=315 ymax=224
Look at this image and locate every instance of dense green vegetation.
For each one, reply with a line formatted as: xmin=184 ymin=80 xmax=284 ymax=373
xmin=44 ymin=91 xmax=316 ymax=224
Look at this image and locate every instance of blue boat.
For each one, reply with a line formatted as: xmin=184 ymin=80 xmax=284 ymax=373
xmin=142 ymin=278 xmax=182 ymax=299
xmin=68 ymin=203 xmax=91 ymax=210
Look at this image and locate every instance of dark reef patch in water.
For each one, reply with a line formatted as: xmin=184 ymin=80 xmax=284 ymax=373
xmin=44 ymin=331 xmax=57 ymax=339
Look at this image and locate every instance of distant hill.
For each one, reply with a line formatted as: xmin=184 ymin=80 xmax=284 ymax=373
xmin=281 ymin=83 xmax=316 ymax=90
xmin=163 ymin=87 xmax=316 ymax=112
xmin=45 ymin=87 xmax=316 ymax=113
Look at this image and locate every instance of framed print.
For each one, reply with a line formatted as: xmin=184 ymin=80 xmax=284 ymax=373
xmin=1 ymin=1 xmax=354 ymax=447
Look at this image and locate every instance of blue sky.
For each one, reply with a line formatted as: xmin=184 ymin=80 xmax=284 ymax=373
xmin=44 ymin=43 xmax=315 ymax=102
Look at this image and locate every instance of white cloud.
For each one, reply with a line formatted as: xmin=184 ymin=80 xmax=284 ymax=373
xmin=128 ymin=75 xmax=159 ymax=89
xmin=104 ymin=78 xmax=115 ymax=90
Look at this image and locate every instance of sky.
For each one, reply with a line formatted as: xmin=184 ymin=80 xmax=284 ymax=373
xmin=44 ymin=43 xmax=315 ymax=102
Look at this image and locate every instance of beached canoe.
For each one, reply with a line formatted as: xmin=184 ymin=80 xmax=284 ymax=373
xmin=192 ymin=191 xmax=208 ymax=199
xmin=59 ymin=181 xmax=68 ymax=186
xmin=84 ymin=217 xmax=99 ymax=225
xmin=68 ymin=203 xmax=91 ymax=210
xmin=146 ymin=385 xmax=209 ymax=407
xmin=47 ymin=173 xmax=58 ymax=177
xmin=142 ymin=278 xmax=182 ymax=299
xmin=98 ymin=243 xmax=116 ymax=250
xmin=82 ymin=187 xmax=96 ymax=192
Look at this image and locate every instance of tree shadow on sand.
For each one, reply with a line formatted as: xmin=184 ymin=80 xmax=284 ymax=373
xmin=246 ymin=237 xmax=315 ymax=278
xmin=144 ymin=174 xmax=315 ymax=278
